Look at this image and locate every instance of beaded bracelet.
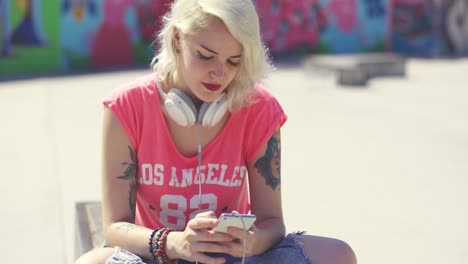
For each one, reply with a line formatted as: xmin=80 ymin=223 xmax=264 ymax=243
xmin=155 ymin=227 xmax=176 ymax=264
xmin=148 ymin=228 xmax=162 ymax=260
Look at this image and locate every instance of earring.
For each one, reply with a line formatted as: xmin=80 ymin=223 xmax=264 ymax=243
xmin=175 ymin=48 xmax=180 ymax=54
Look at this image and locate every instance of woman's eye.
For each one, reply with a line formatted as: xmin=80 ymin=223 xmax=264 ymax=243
xmin=228 ymin=60 xmax=239 ymax=67
xmin=197 ymin=51 xmax=213 ymax=61
xmin=197 ymin=50 xmax=239 ymax=67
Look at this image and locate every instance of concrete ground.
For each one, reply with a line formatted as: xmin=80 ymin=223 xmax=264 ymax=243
xmin=1 ymin=58 xmax=467 ymax=264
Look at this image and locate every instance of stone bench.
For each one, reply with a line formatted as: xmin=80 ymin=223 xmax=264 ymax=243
xmin=303 ymin=53 xmax=406 ymax=86
xmin=75 ymin=201 xmax=105 ymax=259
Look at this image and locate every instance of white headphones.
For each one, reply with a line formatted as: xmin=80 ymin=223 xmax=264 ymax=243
xmin=157 ymin=81 xmax=229 ymax=127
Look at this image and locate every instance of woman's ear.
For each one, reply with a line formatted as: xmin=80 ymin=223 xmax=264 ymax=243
xmin=172 ymin=28 xmax=181 ymax=53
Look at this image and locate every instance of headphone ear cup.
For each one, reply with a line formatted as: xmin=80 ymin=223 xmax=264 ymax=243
xmin=165 ymin=89 xmax=198 ymax=127
xmin=198 ymin=93 xmax=228 ymax=127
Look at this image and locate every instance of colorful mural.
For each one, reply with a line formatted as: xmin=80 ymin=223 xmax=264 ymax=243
xmin=59 ymin=0 xmax=171 ymax=71
xmin=136 ymin=0 xmax=171 ymax=44
xmin=390 ymin=0 xmax=437 ymax=56
xmin=0 ymin=0 xmax=60 ymax=76
xmin=91 ymin=0 xmax=136 ymax=68
xmin=11 ymin=0 xmax=48 ymax=46
xmin=60 ymin=0 xmax=99 ymax=70
xmin=444 ymin=0 xmax=468 ymax=55
xmin=1 ymin=0 xmax=12 ymax=57
xmin=320 ymin=0 xmax=387 ymax=53
xmin=390 ymin=0 xmax=468 ymax=57
xmin=256 ymin=0 xmax=328 ymax=56
xmin=256 ymin=0 xmax=387 ymax=56
xmin=1 ymin=0 xmax=467 ymax=78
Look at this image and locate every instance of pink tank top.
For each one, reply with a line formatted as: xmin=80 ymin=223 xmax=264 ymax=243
xmin=103 ymin=74 xmax=287 ymax=230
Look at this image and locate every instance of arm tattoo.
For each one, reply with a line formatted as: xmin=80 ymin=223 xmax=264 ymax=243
xmin=254 ymin=131 xmax=281 ymax=190
xmin=116 ymin=146 xmax=138 ymax=222
xmin=116 ymin=222 xmax=142 ymax=233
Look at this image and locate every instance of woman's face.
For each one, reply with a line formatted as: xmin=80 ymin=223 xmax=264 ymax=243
xmin=173 ymin=17 xmax=242 ymax=104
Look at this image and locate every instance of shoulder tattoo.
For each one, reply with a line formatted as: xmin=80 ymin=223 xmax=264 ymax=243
xmin=116 ymin=146 xmax=138 ymax=222
xmin=254 ymin=131 xmax=281 ymax=190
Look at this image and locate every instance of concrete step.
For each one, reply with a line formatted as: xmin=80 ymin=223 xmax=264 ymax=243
xmin=303 ymin=53 xmax=406 ymax=86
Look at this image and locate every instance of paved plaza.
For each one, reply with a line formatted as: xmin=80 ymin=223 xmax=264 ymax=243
xmin=1 ymin=58 xmax=467 ymax=264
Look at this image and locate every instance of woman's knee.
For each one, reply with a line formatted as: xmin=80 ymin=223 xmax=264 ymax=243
xmin=331 ymin=238 xmax=357 ymax=264
xmin=297 ymin=235 xmax=357 ymax=264
xmin=74 ymin=247 xmax=116 ymax=264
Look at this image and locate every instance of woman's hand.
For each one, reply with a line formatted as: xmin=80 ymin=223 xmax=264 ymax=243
xmin=166 ymin=211 xmax=233 ymax=264
xmin=224 ymin=224 xmax=258 ymax=258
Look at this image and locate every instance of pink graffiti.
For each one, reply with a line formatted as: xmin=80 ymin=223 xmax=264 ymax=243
xmin=103 ymin=0 xmax=135 ymax=26
xmin=135 ymin=0 xmax=172 ymax=44
xmin=91 ymin=0 xmax=136 ymax=69
xmin=329 ymin=0 xmax=357 ymax=33
xmin=256 ymin=0 xmax=327 ymax=53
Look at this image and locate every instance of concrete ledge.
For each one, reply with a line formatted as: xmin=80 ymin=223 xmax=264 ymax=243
xmin=304 ymin=53 xmax=406 ymax=86
xmin=75 ymin=201 xmax=105 ymax=258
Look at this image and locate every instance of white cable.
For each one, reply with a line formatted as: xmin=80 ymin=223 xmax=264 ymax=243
xmin=196 ymin=126 xmax=202 ymax=264
xmin=231 ymin=211 xmax=247 ymax=264
xmin=195 ymin=128 xmax=247 ymax=264
xmin=197 ymin=126 xmax=202 ymax=210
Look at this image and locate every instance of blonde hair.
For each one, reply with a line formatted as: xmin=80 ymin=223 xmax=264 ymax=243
xmin=151 ymin=0 xmax=273 ymax=111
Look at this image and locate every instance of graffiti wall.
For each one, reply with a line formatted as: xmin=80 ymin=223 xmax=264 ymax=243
xmin=60 ymin=0 xmax=171 ymax=71
xmin=391 ymin=0 xmax=439 ymax=56
xmin=442 ymin=0 xmax=468 ymax=56
xmin=1 ymin=0 xmax=172 ymax=76
xmin=1 ymin=0 xmax=11 ymax=57
xmin=0 ymin=0 xmax=61 ymax=76
xmin=1 ymin=0 xmax=467 ymax=77
xmin=256 ymin=0 xmax=388 ymax=56
xmin=390 ymin=0 xmax=468 ymax=56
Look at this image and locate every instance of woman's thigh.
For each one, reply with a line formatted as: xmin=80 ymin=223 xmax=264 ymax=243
xmin=296 ymin=234 xmax=357 ymax=264
xmin=180 ymin=232 xmax=316 ymax=264
xmin=74 ymin=247 xmax=117 ymax=264
xmin=76 ymin=234 xmax=356 ymax=264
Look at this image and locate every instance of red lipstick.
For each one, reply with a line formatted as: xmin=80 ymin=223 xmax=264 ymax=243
xmin=202 ymin=82 xmax=222 ymax=92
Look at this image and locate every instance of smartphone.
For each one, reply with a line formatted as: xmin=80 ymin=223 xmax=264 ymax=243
xmin=213 ymin=213 xmax=256 ymax=233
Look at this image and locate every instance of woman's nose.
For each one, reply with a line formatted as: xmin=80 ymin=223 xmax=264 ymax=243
xmin=210 ymin=62 xmax=224 ymax=79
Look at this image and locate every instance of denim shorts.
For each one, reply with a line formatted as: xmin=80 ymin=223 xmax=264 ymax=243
xmin=105 ymin=232 xmax=313 ymax=264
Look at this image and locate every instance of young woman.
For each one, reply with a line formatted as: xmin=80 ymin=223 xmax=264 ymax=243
xmin=75 ymin=0 xmax=357 ymax=263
